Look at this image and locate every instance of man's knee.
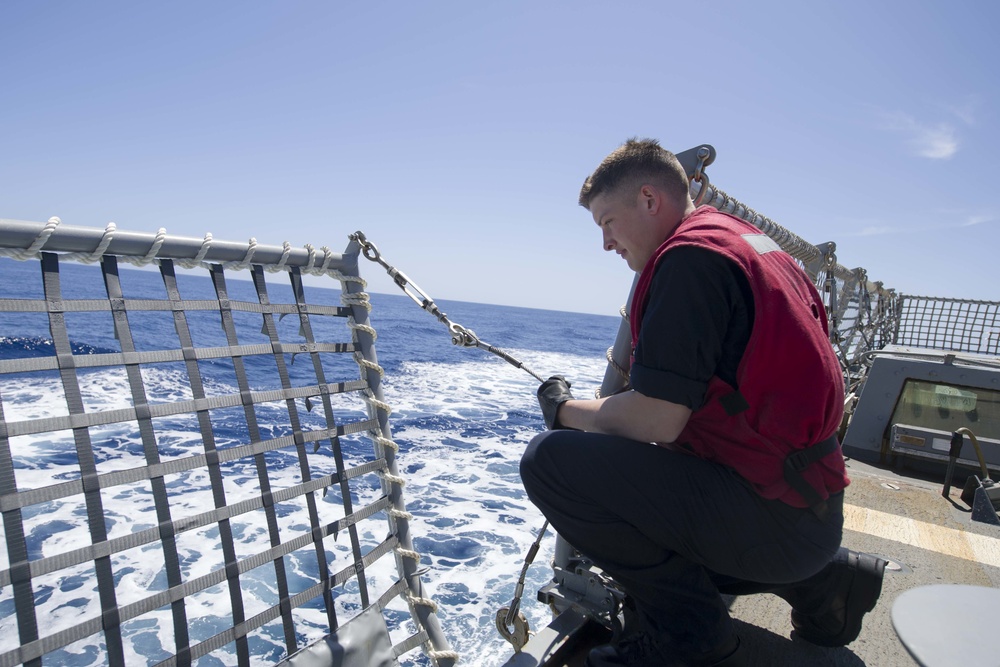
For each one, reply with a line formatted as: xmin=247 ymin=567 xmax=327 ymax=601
xmin=520 ymin=430 xmax=573 ymax=492
xmin=520 ymin=430 xmax=553 ymax=485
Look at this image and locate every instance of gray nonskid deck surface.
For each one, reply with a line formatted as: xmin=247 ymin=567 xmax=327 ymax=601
xmin=727 ymin=459 xmax=1000 ymax=666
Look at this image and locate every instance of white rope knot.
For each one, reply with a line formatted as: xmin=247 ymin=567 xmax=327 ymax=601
xmin=64 ymin=222 xmax=117 ymax=264
xmin=195 ymin=233 xmax=213 ymax=264
xmin=338 ymin=273 xmax=366 ymax=286
xmin=227 ymin=237 xmax=257 ymax=271
xmin=4 ymin=216 xmax=61 ymax=260
xmin=371 ymin=433 xmax=399 ymax=453
xmin=365 ymin=395 xmax=392 ymax=416
xmin=342 ymin=291 xmax=373 ymax=312
xmin=354 ymin=353 xmax=384 ymax=378
xmin=406 ymin=593 xmax=438 ymax=612
xmin=348 ymin=320 xmax=378 ymax=340
xmin=396 ymin=547 xmax=421 ymax=562
xmin=379 ymin=470 xmax=406 ymax=488
xmin=92 ymin=222 xmax=117 ymax=262
xmin=388 ymin=508 xmax=412 ymax=520
xmin=125 ymin=227 xmax=166 ymax=267
xmin=427 ymin=649 xmax=460 ymax=663
xmin=318 ymin=245 xmax=333 ymax=273
xmin=303 ymin=243 xmax=317 ymax=273
xmin=265 ymin=240 xmax=292 ymax=273
xmin=174 ymin=233 xmax=214 ymax=269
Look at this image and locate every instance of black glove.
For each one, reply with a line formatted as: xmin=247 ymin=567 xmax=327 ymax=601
xmin=537 ymin=375 xmax=575 ymax=430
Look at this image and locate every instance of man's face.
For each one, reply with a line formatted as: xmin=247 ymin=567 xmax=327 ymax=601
xmin=589 ymin=188 xmax=662 ymax=272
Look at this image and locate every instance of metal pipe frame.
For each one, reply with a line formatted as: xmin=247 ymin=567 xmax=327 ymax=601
xmin=0 ymin=218 xmax=359 ymax=273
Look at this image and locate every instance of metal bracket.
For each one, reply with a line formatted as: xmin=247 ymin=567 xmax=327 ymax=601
xmin=538 ymin=563 xmax=625 ymax=636
xmin=675 ymin=144 xmax=717 ymax=179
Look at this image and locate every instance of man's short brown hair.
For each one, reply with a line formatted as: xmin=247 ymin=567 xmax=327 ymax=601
xmin=578 ymin=138 xmax=691 ymax=210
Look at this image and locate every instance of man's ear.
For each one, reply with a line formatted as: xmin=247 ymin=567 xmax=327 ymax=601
xmin=638 ymin=184 xmax=661 ymax=214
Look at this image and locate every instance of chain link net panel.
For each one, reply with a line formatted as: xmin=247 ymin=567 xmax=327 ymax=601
xmin=893 ymin=296 xmax=1000 ymax=356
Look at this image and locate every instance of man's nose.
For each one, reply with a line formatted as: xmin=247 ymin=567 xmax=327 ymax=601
xmin=603 ymin=229 xmax=615 ymax=251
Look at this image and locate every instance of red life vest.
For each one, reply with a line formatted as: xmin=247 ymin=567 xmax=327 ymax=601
xmin=630 ymin=207 xmax=849 ymax=508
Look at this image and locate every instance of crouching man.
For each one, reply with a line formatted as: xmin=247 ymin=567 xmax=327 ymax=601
xmin=521 ymin=138 xmax=885 ymax=666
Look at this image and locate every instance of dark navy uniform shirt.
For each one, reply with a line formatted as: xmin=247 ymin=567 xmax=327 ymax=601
xmin=629 ymin=246 xmax=755 ymax=411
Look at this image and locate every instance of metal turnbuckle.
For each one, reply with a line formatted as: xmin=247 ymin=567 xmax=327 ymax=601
xmin=350 ymin=231 xmax=546 ymax=382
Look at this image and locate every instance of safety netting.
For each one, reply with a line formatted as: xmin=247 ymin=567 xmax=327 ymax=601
xmin=0 ymin=219 xmax=456 ymax=667
xmin=893 ymin=295 xmax=1000 ymax=356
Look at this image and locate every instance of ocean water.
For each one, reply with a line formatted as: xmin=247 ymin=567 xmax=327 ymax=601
xmin=0 ymin=256 xmax=621 ymax=666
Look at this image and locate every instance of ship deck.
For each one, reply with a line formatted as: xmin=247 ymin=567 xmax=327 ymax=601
xmin=729 ymin=456 xmax=1000 ymax=666
xmin=509 ymin=456 xmax=1000 ymax=666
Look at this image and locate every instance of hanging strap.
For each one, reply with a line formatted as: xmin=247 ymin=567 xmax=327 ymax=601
xmin=782 ymin=434 xmax=840 ymax=521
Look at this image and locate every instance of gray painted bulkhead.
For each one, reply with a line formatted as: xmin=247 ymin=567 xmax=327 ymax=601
xmin=842 ymin=346 xmax=1000 ymax=472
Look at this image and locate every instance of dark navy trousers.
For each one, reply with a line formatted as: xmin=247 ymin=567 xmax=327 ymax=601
xmin=520 ymin=429 xmax=845 ymax=656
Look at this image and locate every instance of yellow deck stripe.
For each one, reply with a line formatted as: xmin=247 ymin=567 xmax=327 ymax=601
xmin=844 ymin=503 xmax=1000 ymax=569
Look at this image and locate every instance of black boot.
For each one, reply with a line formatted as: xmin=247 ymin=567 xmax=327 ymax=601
xmin=586 ymin=633 xmax=744 ymax=667
xmin=586 ymin=608 xmax=745 ymax=667
xmin=790 ymin=550 xmax=887 ymax=647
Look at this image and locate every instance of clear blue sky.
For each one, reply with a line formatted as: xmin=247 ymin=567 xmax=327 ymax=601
xmin=2 ymin=1 xmax=996 ymax=315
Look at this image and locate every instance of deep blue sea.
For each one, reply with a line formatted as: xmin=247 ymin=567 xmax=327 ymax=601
xmin=0 ymin=256 xmax=620 ymax=666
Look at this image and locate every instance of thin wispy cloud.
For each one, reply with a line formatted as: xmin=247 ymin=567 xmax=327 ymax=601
xmin=858 ymin=225 xmax=901 ymax=237
xmin=943 ymin=95 xmax=979 ymax=127
xmin=879 ymin=111 xmax=959 ymax=159
xmin=960 ymin=214 xmax=995 ymax=228
xmin=840 ymin=210 xmax=996 ymax=237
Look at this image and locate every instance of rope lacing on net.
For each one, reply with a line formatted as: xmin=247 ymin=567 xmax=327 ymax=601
xmin=174 ymin=232 xmax=214 ymax=269
xmin=0 ymin=218 xmax=366 ymax=287
xmin=371 ymin=433 xmax=399 ymax=453
xmin=396 ymin=548 xmax=422 ymax=563
xmin=340 ymin=284 xmax=449 ymax=650
xmin=427 ymin=649 xmax=461 ymax=663
xmin=379 ymin=470 xmax=407 ymax=488
xmin=406 ymin=590 xmax=462 ymax=664
xmin=1 ymin=216 xmax=61 ymax=260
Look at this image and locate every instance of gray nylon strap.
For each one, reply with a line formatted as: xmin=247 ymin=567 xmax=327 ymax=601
xmin=0 ymin=342 xmax=358 ymax=375
xmin=376 ymin=578 xmax=410 ymax=612
xmin=102 ymin=256 xmax=193 ymax=665
xmin=288 ymin=268 xmax=373 ymax=613
xmin=40 ymin=253 xmax=126 ymax=666
xmin=210 ymin=264 xmax=298 ymax=655
xmin=0 ymin=296 xmax=349 ymax=318
xmin=2 ymin=386 xmax=375 ymax=437
xmin=253 ymin=265 xmax=339 ymax=634
xmin=160 ymin=259 xmax=251 ymax=665
xmin=0 ymin=388 xmax=39 ymax=666
xmin=392 ymin=631 xmax=431 ymax=659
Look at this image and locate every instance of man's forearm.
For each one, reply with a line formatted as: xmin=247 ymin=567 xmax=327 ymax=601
xmin=557 ymin=390 xmax=692 ymax=444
